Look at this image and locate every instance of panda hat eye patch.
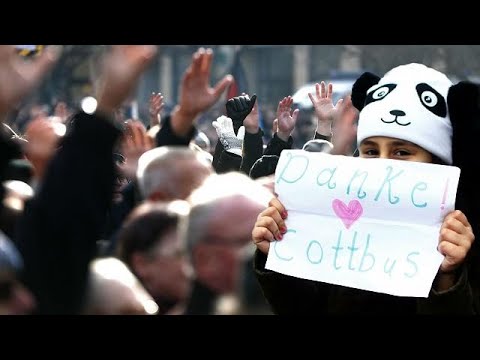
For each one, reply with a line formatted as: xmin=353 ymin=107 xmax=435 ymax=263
xmin=415 ymin=83 xmax=447 ymax=117
xmin=365 ymin=83 xmax=397 ymax=105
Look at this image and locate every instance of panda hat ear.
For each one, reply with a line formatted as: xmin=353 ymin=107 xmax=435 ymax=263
xmin=447 ymin=81 xmax=480 ymax=283
xmin=448 ymin=81 xmax=480 ymax=169
xmin=351 ymin=72 xmax=381 ymax=111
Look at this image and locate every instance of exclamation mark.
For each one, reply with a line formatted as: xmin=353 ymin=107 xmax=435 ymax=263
xmin=441 ymin=179 xmax=449 ymax=210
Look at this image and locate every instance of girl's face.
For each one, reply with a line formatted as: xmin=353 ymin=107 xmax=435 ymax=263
xmin=358 ymin=136 xmax=433 ymax=163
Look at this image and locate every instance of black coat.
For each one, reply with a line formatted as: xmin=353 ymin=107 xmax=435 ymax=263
xmin=16 ymin=111 xmax=122 ymax=314
xmin=254 ymin=249 xmax=475 ymax=314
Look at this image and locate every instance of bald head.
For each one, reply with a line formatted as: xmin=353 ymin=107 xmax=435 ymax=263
xmin=184 ymin=172 xmax=271 ymax=249
xmin=182 ymin=173 xmax=270 ymax=295
xmin=137 ymin=146 xmax=213 ymax=201
xmin=84 ymin=257 xmax=159 ymax=315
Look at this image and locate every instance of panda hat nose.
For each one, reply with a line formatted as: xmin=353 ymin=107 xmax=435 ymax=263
xmin=389 ymin=110 xmax=406 ymax=117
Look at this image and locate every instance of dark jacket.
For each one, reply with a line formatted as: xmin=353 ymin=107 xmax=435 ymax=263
xmin=183 ymin=279 xmax=219 ymax=315
xmin=215 ymin=130 xmax=291 ymax=175
xmin=155 ymin=114 xmax=196 ymax=147
xmin=16 ymin=111 xmax=122 ymax=314
xmin=213 ymin=129 xmax=264 ymax=174
xmin=214 ymin=131 xmax=331 ymax=175
xmin=254 ymin=250 xmax=475 ymax=314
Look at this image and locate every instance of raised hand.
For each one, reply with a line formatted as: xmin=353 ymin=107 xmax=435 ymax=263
xmin=96 ymin=45 xmax=157 ymax=115
xmin=252 ymin=197 xmax=288 ymax=255
xmin=179 ymin=48 xmax=232 ymax=117
xmin=212 ymin=115 xmax=245 ymax=156
xmin=330 ymin=95 xmax=358 ymax=156
xmin=172 ymin=48 xmax=233 ymax=136
xmin=24 ymin=117 xmax=63 ymax=180
xmin=308 ymin=81 xmax=343 ymax=135
xmin=277 ymin=96 xmax=299 ymax=140
xmin=226 ymin=94 xmax=257 ymax=131
xmin=149 ymin=92 xmax=164 ymax=127
xmin=242 ymin=94 xmax=259 ymax=134
xmin=0 ymin=45 xmax=60 ymax=119
xmin=119 ymin=120 xmax=155 ymax=180
xmin=53 ymin=101 xmax=70 ymax=124
xmin=276 ymin=96 xmax=299 ymax=142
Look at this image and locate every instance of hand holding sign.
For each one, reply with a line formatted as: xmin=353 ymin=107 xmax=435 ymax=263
xmin=257 ymin=150 xmax=463 ymax=297
xmin=437 ymin=210 xmax=474 ymax=275
xmin=252 ymin=197 xmax=288 ymax=255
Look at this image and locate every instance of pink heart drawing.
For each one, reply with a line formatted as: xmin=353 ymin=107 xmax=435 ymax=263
xmin=332 ymin=199 xmax=363 ymax=229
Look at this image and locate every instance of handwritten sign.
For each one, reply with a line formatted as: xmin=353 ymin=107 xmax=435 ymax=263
xmin=265 ymin=150 xmax=461 ymax=297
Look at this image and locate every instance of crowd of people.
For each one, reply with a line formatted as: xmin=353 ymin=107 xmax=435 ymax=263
xmin=1 ymin=45 xmax=479 ymax=314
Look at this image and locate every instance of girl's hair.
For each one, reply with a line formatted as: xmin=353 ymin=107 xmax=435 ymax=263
xmin=431 ymin=154 xmax=447 ymax=166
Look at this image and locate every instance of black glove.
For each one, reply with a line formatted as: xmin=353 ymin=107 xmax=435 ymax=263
xmin=226 ymin=94 xmax=257 ymax=133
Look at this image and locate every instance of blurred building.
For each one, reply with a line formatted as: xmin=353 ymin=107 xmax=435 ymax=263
xmin=32 ymin=45 xmax=480 ymax=120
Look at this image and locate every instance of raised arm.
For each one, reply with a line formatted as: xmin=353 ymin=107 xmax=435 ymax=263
xmin=16 ymin=45 xmax=157 ymax=314
xmin=308 ymin=81 xmax=343 ymax=139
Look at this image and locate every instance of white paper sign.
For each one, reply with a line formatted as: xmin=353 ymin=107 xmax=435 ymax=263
xmin=265 ymin=150 xmax=461 ymax=297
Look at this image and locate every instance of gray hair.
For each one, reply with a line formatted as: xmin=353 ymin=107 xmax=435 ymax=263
xmin=180 ymin=172 xmax=271 ymax=250
xmin=136 ymin=146 xmax=211 ymax=200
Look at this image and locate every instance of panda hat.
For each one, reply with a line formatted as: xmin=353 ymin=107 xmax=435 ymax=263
xmin=354 ymin=63 xmax=453 ymax=164
xmin=351 ymin=63 xmax=480 ymax=287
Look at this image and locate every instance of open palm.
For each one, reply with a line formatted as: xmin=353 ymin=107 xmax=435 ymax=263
xmin=179 ymin=48 xmax=232 ymax=117
xmin=308 ymin=81 xmax=343 ymax=122
xmin=97 ymin=45 xmax=157 ymax=113
xmin=276 ymin=96 xmax=298 ymax=135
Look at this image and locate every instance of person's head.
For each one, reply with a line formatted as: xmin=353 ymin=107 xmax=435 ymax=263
xmin=116 ymin=200 xmax=193 ymax=312
xmin=136 ymin=146 xmax=213 ymax=201
xmin=189 ymin=142 xmax=213 ymax=164
xmin=112 ymin=153 xmax=129 ymax=204
xmin=0 ymin=231 xmax=36 ymax=315
xmin=249 ymin=155 xmax=279 ymax=180
xmin=84 ymin=257 xmax=159 ymax=315
xmin=192 ymin=130 xmax=211 ymax=153
xmin=353 ymin=63 xmax=453 ymax=165
xmin=302 ymin=139 xmax=334 ymax=154
xmin=182 ymin=172 xmax=271 ymax=294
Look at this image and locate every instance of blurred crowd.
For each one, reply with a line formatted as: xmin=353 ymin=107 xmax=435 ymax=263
xmin=0 ymin=45 xmax=360 ymax=315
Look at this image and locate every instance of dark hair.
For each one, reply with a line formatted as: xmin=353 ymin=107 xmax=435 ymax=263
xmin=116 ymin=202 xmax=180 ymax=266
xmin=302 ymin=139 xmax=334 ymax=153
xmin=431 ymin=154 xmax=447 ymax=166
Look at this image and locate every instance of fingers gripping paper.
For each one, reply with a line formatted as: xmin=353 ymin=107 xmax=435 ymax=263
xmin=266 ymin=150 xmax=460 ymax=297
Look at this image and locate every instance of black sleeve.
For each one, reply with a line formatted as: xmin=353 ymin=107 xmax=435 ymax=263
xmin=212 ymin=139 xmax=224 ymax=171
xmin=253 ymin=249 xmax=328 ymax=315
xmin=16 ymin=111 xmax=122 ymax=314
xmin=214 ymin=150 xmax=242 ymax=174
xmin=416 ymin=266 xmax=476 ymax=314
xmin=183 ymin=279 xmax=218 ymax=315
xmin=155 ymin=114 xmax=196 ymax=147
xmin=263 ymin=133 xmax=293 ymax=157
xmin=314 ymin=132 xmax=332 ymax=142
xmin=240 ymin=129 xmax=264 ymax=175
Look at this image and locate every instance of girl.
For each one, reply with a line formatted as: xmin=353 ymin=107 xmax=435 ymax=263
xmin=251 ymin=63 xmax=479 ymax=314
